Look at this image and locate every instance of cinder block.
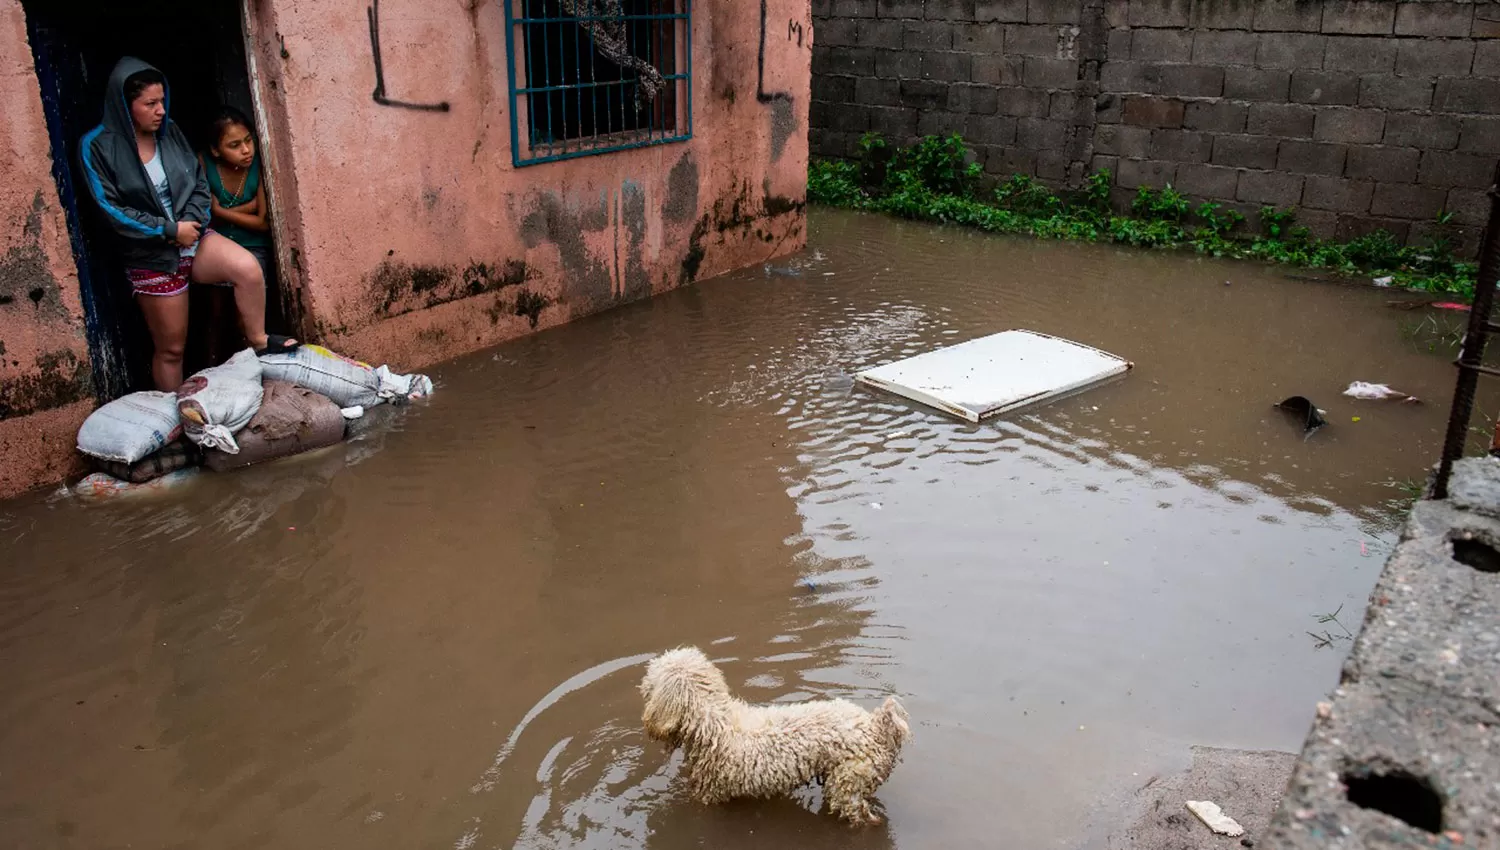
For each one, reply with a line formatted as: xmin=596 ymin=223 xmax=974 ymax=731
xmin=1278 ymin=140 xmax=1349 ymax=175
xmin=1301 ymin=175 xmax=1374 ymax=212
xmin=1395 ymin=2 xmax=1473 ymax=37
xmin=1291 ymin=70 xmax=1360 ymax=104
xmin=1257 ymin=32 xmax=1328 ymax=69
xmin=1321 ymin=1 xmax=1396 ymax=35
xmin=1313 ymin=107 xmax=1385 ymax=143
xmin=1224 ymin=68 xmax=1292 ymax=101
xmin=1237 ymin=170 xmax=1305 ymax=204
xmin=1346 ymin=145 xmax=1419 ymax=181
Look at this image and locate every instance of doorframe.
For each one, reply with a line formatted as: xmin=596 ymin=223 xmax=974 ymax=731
xmin=238 ymin=0 xmax=309 ymax=340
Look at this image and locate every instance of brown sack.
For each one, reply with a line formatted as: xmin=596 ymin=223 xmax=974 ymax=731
xmin=204 ymin=380 xmax=345 ymax=473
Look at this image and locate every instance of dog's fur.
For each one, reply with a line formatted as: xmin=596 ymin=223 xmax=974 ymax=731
xmin=639 ymin=646 xmax=910 ymax=824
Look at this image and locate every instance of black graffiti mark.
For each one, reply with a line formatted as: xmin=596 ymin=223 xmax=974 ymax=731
xmin=367 ymin=0 xmax=451 ymax=112
xmin=788 ymin=20 xmax=804 ymax=46
xmin=757 ymin=0 xmax=791 ymax=103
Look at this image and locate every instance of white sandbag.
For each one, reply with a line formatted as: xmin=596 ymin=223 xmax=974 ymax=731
xmin=76 ymin=391 xmax=183 ymax=463
xmin=259 ymin=344 xmax=383 ymax=407
xmin=176 ymin=348 xmax=263 ymax=454
xmin=259 ymin=344 xmax=434 ymax=407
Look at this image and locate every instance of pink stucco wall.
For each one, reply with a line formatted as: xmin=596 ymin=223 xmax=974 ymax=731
xmin=248 ymin=0 xmax=810 ymax=368
xmin=0 ymin=1 xmax=93 ymax=498
xmin=0 ymin=0 xmax=811 ymax=498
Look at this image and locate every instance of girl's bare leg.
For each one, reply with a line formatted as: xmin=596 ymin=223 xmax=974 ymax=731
xmin=189 ymin=231 xmax=294 ymax=350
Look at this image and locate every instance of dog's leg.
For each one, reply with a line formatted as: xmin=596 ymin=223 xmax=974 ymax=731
xmin=825 ymin=761 xmax=881 ymax=825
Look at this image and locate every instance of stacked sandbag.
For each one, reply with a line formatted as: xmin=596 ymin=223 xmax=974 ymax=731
xmin=76 ymin=390 xmax=183 ymax=465
xmin=92 ymin=439 xmax=202 ymax=483
xmin=258 ymin=344 xmax=433 ymax=408
xmin=176 ymin=348 xmax=264 ymax=454
xmin=203 ymin=380 xmax=347 ymax=472
xmin=73 ymin=343 xmax=433 ymax=495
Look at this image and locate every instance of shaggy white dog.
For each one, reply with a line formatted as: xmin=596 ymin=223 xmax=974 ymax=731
xmin=639 ymin=646 xmax=910 ymax=824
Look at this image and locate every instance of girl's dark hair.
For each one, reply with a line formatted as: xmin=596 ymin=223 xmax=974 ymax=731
xmin=123 ymin=69 xmax=166 ymax=104
xmin=208 ymin=106 xmax=255 ymax=144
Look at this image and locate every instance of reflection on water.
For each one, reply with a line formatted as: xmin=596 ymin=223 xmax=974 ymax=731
xmin=0 ymin=208 xmax=1481 ymax=849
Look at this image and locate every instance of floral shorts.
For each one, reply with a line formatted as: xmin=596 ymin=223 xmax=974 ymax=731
xmin=127 ymin=255 xmax=196 ymax=297
xmin=127 ymin=228 xmax=219 ymax=297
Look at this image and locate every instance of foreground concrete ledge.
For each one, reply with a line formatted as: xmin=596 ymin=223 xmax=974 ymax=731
xmin=1264 ymin=458 xmax=1500 ymax=850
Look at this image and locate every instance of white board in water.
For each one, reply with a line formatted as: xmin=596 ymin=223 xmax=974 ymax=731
xmin=854 ymin=330 xmax=1132 ymax=423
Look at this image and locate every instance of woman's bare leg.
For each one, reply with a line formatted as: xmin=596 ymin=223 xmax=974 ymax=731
xmin=189 ymin=231 xmax=294 ymax=350
xmin=137 ymin=291 xmax=190 ymax=391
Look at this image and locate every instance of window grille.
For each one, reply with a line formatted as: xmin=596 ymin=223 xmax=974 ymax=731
xmin=504 ymin=0 xmax=691 ymax=166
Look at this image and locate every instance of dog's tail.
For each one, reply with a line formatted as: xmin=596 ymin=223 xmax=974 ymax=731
xmin=872 ymin=695 xmax=911 ymax=752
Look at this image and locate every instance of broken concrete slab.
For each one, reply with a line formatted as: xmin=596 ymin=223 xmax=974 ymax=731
xmin=1263 ymin=457 xmax=1500 ymax=849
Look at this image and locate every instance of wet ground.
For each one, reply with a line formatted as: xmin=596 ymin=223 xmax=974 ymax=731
xmin=0 ymin=208 xmax=1487 ymax=849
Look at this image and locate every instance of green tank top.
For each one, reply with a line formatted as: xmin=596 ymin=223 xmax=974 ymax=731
xmin=204 ymin=157 xmax=271 ymax=249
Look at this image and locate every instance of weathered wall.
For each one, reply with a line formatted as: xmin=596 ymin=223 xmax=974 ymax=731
xmin=0 ymin=0 xmax=812 ymax=498
xmin=0 ymin=1 xmax=93 ymax=497
xmin=247 ymin=0 xmax=811 ymax=370
xmin=811 ymin=0 xmax=1500 ymax=253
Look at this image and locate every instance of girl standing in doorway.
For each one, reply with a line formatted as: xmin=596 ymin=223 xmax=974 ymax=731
xmin=81 ymin=56 xmax=297 ymax=392
xmin=201 ymin=107 xmax=274 ymax=284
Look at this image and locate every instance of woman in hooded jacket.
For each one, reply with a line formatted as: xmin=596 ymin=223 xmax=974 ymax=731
xmin=81 ymin=56 xmax=297 ymax=391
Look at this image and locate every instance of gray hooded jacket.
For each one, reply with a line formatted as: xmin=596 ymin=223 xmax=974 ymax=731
xmin=81 ymin=57 xmax=211 ymax=273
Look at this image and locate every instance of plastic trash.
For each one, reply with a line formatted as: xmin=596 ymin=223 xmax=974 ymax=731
xmin=71 ymin=468 xmax=198 ymax=502
xmin=1276 ymin=396 xmax=1327 ymax=432
xmin=177 ymin=348 xmax=264 ymax=454
xmin=1344 ymin=381 xmax=1419 ymax=403
xmin=340 ymin=405 xmax=365 ymax=420
xmin=1372 ymin=275 xmax=1394 ymax=287
xmin=1185 ymin=801 xmax=1245 ymax=837
xmin=76 ymin=391 xmax=183 ymax=463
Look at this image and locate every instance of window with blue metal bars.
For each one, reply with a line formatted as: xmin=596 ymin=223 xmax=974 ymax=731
xmin=504 ymin=0 xmax=691 ymax=166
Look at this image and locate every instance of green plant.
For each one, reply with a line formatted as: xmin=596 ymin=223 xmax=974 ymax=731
xmin=803 ymin=132 xmax=1476 ymax=299
xmin=1260 ymin=206 xmax=1297 ymax=239
xmin=887 ymin=134 xmax=982 ymax=197
xmin=1132 ymin=185 xmax=1191 ymax=221
xmin=994 ymin=174 xmax=1063 ymax=217
xmin=1195 ymin=201 xmax=1243 ymax=237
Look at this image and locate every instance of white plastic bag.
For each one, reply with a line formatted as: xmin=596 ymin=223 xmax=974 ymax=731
xmin=76 ymin=391 xmax=182 ymax=463
xmin=177 ymin=348 xmax=264 ymax=454
xmin=1343 ymin=381 xmax=1419 ymax=403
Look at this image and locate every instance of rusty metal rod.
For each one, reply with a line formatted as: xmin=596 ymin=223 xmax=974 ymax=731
xmin=1432 ymin=160 xmax=1500 ymax=499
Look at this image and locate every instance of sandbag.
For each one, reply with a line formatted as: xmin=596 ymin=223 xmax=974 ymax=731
xmin=258 ymin=344 xmax=433 ymax=407
xmin=177 ymin=348 xmax=263 ymax=454
xmin=76 ymin=391 xmax=183 ymax=463
xmin=92 ymin=439 xmax=202 ymax=484
xmin=203 ymin=380 xmax=346 ymax=472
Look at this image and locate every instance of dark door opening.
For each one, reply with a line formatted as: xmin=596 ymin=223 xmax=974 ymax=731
xmin=23 ymin=0 xmax=285 ymax=399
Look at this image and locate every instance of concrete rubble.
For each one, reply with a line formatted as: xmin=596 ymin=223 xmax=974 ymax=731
xmin=1263 ymin=457 xmax=1500 ymax=849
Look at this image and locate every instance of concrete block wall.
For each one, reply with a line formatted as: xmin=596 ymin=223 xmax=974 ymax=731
xmin=811 ymin=0 xmax=1500 ymax=252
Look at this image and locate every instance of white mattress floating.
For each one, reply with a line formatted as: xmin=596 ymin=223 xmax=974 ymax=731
xmin=854 ymin=329 xmax=1132 ymax=423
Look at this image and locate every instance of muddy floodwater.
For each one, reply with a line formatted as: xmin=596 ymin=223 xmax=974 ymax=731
xmin=0 ymin=208 xmax=1486 ymax=849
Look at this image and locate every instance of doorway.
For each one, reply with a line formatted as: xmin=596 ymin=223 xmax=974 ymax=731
xmin=23 ymin=0 xmax=288 ymax=399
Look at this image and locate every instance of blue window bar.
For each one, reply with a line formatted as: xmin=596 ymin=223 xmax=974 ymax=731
xmin=504 ymin=0 xmax=692 ymax=167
